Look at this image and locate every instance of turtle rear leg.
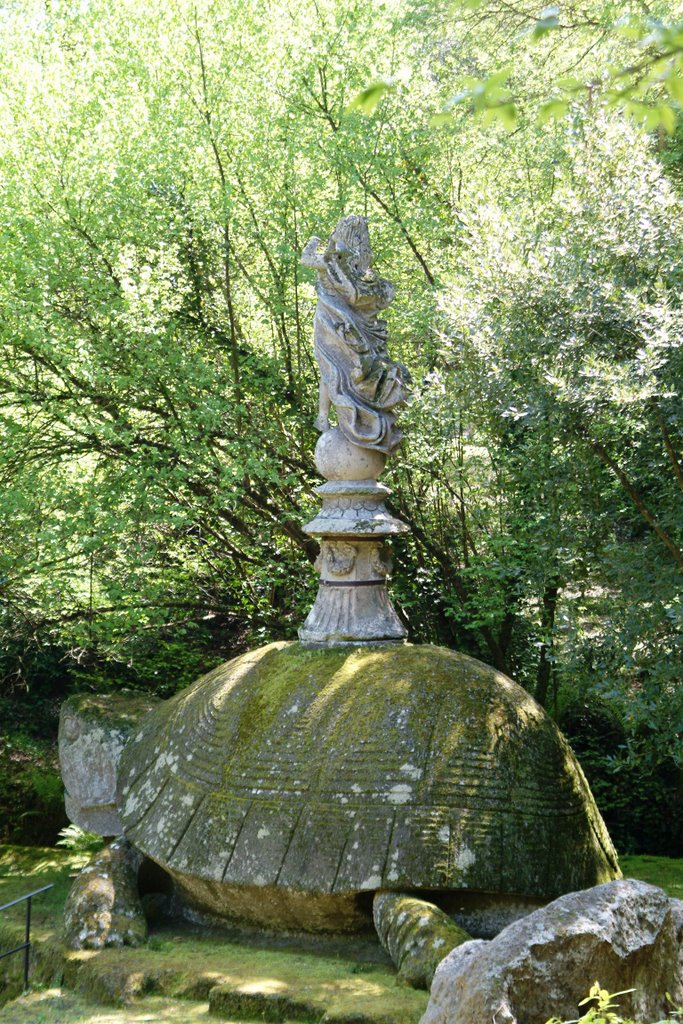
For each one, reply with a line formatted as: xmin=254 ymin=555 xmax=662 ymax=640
xmin=373 ymin=891 xmax=473 ymax=990
xmin=63 ymin=838 xmax=147 ymax=950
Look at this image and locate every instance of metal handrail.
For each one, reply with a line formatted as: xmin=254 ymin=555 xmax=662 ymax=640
xmin=0 ymin=884 xmax=54 ymax=991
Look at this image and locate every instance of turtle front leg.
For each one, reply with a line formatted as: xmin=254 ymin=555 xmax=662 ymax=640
xmin=373 ymin=891 xmax=473 ymax=990
xmin=63 ymin=838 xmax=147 ymax=950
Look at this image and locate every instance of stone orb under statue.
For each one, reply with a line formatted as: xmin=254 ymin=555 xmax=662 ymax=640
xmin=315 ymin=428 xmax=387 ymax=481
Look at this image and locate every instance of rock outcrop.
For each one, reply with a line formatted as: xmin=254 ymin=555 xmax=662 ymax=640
xmin=421 ymin=879 xmax=683 ymax=1024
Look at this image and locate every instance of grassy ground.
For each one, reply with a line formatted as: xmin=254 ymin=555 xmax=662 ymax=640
xmin=57 ymin=927 xmax=428 ymax=1022
xmin=0 ymin=845 xmax=681 ymax=1024
xmin=0 ymin=989 xmax=212 ymax=1023
xmin=620 ymin=854 xmax=683 ymax=900
xmin=0 ymin=844 xmax=428 ymax=1023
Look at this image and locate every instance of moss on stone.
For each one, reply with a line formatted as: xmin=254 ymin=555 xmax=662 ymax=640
xmin=63 ymin=840 xmax=147 ymax=950
xmin=373 ymin=892 xmax=472 ymax=989
xmin=60 ymin=692 xmax=159 ymax=729
xmin=118 ymin=641 xmax=620 ymax=933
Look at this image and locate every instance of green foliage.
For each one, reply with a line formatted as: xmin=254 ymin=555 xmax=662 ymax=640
xmin=56 ymin=824 xmax=104 ymax=854
xmin=552 ymin=983 xmax=636 ymax=1024
xmin=0 ymin=734 xmax=67 ymax=846
xmin=0 ymin=0 xmax=680 ymax=852
xmin=559 ymin=699 xmax=683 ymax=857
xmin=357 ymin=3 xmax=683 ymax=135
xmin=545 ymin=982 xmax=682 ymax=1024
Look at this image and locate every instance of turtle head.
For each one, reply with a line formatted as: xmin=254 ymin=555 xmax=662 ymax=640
xmin=59 ymin=692 xmax=159 ymax=837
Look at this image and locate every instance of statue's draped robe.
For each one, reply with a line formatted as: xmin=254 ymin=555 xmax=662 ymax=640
xmin=314 ymin=277 xmax=406 ymax=454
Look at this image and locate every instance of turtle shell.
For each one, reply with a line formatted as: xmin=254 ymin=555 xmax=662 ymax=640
xmin=118 ymin=642 xmax=619 ymax=933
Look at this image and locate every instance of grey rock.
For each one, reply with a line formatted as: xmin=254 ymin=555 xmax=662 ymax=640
xmin=63 ymin=838 xmax=147 ymax=950
xmin=421 ymin=879 xmax=682 ymax=1024
xmin=671 ymin=898 xmax=683 ymax=1004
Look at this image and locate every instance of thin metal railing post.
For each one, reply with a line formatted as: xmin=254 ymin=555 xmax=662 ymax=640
xmin=23 ymin=895 xmax=32 ymax=992
xmin=0 ymin=884 xmax=52 ymax=993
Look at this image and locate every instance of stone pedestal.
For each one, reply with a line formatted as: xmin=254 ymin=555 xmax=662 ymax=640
xmin=299 ymin=430 xmax=409 ymax=645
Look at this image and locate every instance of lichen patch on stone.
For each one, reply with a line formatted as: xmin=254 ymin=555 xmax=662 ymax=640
xmin=115 ymin=641 xmax=620 ymax=932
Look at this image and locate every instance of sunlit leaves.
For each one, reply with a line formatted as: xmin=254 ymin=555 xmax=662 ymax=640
xmin=345 ymin=78 xmax=396 ymax=114
xmin=530 ymin=5 xmax=561 ymax=41
xmin=418 ymin=8 xmax=683 ymax=135
xmin=537 ymin=99 xmax=569 ymax=125
xmin=430 ymin=67 xmax=517 ymax=131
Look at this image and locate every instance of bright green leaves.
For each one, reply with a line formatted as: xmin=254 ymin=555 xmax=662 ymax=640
xmin=531 ymin=5 xmax=561 ymax=41
xmin=666 ymin=72 xmax=683 ymax=106
xmin=345 ymin=78 xmax=396 ymax=114
xmin=431 ymin=67 xmax=517 ymax=132
xmin=537 ymin=99 xmax=569 ymax=126
xmin=418 ymin=8 xmax=683 ymax=135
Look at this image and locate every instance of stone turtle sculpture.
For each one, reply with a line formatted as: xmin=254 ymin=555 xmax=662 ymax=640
xmin=60 ymin=692 xmax=160 ymax=836
xmin=60 ymin=641 xmax=620 ymax=985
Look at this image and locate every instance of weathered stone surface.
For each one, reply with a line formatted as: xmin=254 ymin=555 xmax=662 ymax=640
xmin=373 ymin=892 xmax=472 ymax=990
xmin=300 ymin=216 xmax=410 ymax=645
xmin=63 ymin=838 xmax=147 ymax=950
xmin=300 ymin=478 xmax=408 ymax=644
xmin=421 ymin=879 xmax=682 ymax=1024
xmin=672 ymin=898 xmax=683 ymax=1003
xmin=59 ymin=692 xmax=159 ymax=835
xmin=117 ymin=641 xmax=619 ymax=933
xmin=315 ymin=427 xmax=387 ymax=481
xmin=301 ymin=215 xmax=408 ymax=455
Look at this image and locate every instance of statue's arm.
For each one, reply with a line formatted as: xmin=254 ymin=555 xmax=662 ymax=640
xmin=301 ymin=236 xmax=327 ymax=272
xmin=302 ymin=236 xmax=358 ymax=302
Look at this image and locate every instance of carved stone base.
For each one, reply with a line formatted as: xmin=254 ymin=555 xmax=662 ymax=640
xmin=298 ymin=470 xmax=409 ymax=645
xmin=299 ymin=546 xmax=407 ymax=644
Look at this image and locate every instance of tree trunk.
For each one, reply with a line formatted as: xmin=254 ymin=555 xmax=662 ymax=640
xmin=534 ymin=575 xmax=561 ymax=708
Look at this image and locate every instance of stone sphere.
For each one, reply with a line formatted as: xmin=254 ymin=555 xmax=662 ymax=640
xmin=315 ymin=427 xmax=386 ymax=481
xmin=118 ymin=642 xmax=620 ymax=935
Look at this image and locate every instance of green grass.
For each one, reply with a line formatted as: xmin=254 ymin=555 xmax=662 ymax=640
xmin=57 ymin=925 xmax=428 ymax=1021
xmin=0 ymin=843 xmax=426 ymax=1023
xmin=619 ymin=854 xmax=683 ymax=899
xmin=0 ymin=989 xmax=212 ymax=1022
xmin=1 ymin=845 xmax=681 ymax=1024
xmin=0 ymin=844 xmax=90 ymax=942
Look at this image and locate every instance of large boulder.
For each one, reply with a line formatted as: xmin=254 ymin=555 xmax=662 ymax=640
xmin=421 ymin=879 xmax=683 ymax=1024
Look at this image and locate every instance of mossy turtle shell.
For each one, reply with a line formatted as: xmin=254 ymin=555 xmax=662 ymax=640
xmin=118 ymin=642 xmax=619 ymax=931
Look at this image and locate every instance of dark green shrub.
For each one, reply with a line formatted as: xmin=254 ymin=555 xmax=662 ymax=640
xmin=559 ymin=699 xmax=683 ymax=857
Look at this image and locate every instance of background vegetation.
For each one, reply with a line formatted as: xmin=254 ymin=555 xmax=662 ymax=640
xmin=0 ymin=0 xmax=681 ymax=854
